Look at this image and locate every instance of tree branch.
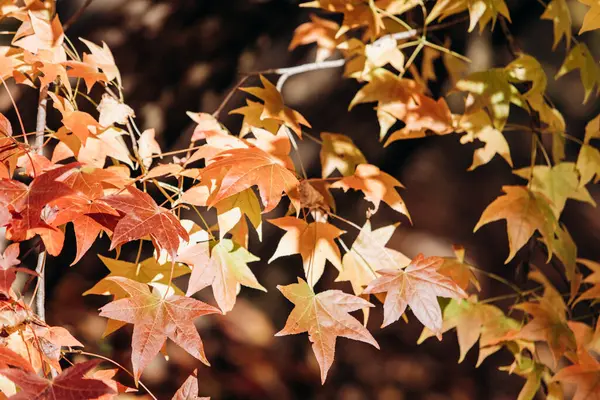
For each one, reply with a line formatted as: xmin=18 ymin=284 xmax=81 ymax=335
xmin=63 ymin=0 xmax=94 ymax=31
xmin=34 ymin=85 xmax=48 ymax=322
xmin=274 ymin=29 xmax=419 ymax=90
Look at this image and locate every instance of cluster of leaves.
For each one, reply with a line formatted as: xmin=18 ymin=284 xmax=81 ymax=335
xmin=0 ymin=0 xmax=599 ymax=398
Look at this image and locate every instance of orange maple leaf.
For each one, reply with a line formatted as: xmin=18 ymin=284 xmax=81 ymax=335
xmin=269 ymin=216 xmax=344 ymax=287
xmin=331 ymin=163 xmax=410 ymax=219
xmin=200 ymin=146 xmax=299 ymax=213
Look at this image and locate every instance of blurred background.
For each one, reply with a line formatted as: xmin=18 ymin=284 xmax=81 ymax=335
xmin=2 ymin=0 xmax=600 ymax=398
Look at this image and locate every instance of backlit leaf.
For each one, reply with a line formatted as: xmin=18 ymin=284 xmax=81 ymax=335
xmin=276 ymin=278 xmax=379 ymax=383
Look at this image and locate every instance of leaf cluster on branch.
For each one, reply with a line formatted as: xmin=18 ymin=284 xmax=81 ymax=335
xmin=0 ymin=0 xmax=599 ymax=398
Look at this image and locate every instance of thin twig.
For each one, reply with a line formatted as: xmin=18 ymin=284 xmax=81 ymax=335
xmin=34 ymin=85 xmax=48 ymax=322
xmin=65 ymin=350 xmax=158 ymax=400
xmin=276 ymin=59 xmax=346 ymax=91
xmin=63 ymin=0 xmax=95 ymax=31
xmin=212 ymin=75 xmax=250 ymax=119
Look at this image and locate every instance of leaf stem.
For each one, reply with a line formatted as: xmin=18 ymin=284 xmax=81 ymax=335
xmin=65 ymin=350 xmax=158 ymax=400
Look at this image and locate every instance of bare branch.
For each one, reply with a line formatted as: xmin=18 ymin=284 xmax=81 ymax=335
xmin=34 ymin=85 xmax=48 ymax=322
xmin=274 ymin=29 xmax=418 ymax=90
xmin=63 ymin=0 xmax=94 ymax=31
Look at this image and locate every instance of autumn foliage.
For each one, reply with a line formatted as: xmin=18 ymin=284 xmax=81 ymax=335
xmin=0 ymin=0 xmax=600 ymax=399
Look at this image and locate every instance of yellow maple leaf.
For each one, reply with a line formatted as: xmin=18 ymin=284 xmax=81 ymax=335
xmin=541 ymin=0 xmax=572 ymax=49
xmin=579 ymin=0 xmax=600 ymax=34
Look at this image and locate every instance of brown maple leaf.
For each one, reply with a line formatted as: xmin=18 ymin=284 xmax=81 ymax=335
xmin=103 ymin=186 xmax=189 ymax=259
xmin=269 ymin=217 xmax=344 ymax=287
xmin=513 ymin=270 xmax=576 ymax=366
xmin=474 ymin=185 xmax=557 ymax=262
xmin=99 ymin=277 xmax=221 ymax=382
xmin=0 ymin=359 xmax=114 ymax=400
xmin=277 ymin=278 xmax=379 ymax=383
xmin=363 ymin=254 xmax=467 ymax=335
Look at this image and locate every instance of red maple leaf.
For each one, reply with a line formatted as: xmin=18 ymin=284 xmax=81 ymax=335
xmin=0 ymin=360 xmax=115 ymax=400
xmin=99 ymin=277 xmax=221 ymax=382
xmin=103 ymin=186 xmax=189 ymax=259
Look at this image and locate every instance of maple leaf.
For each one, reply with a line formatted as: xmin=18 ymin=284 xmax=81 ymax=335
xmin=212 ymin=188 xmax=262 ymax=240
xmin=349 ymin=69 xmax=450 ymax=140
xmin=172 ymin=370 xmax=210 ymax=400
xmin=80 ymin=38 xmax=121 ymax=85
xmin=240 ymin=75 xmax=311 ymax=137
xmin=103 ymin=186 xmax=189 ymax=259
xmin=0 ymin=346 xmax=35 ymax=376
xmin=61 ymin=111 xmax=101 ymax=145
xmin=320 ymin=132 xmax=366 ymax=178
xmin=363 ymin=254 xmax=467 ymax=335
xmin=458 ymin=110 xmax=513 ymax=170
xmin=230 ymin=100 xmax=281 ymax=136
xmin=301 ymin=0 xmax=383 ymax=40
xmin=418 ymin=296 xmax=503 ymax=362
xmin=456 ymin=69 xmax=525 ymax=130
xmin=99 ymin=277 xmax=220 ymax=382
xmin=514 ymin=162 xmax=595 ymax=218
xmin=541 ymin=0 xmax=572 ymax=49
xmin=363 ymin=35 xmax=405 ymax=75
xmin=336 ymin=221 xmax=410 ymax=295
xmin=178 ymin=239 xmax=264 ymax=313
xmin=579 ymin=0 xmax=600 ymax=34
xmin=200 ymin=147 xmax=300 ymax=213
xmin=0 ymin=243 xmax=19 ymax=298
xmin=474 ymin=186 xmax=557 ymax=263
xmin=427 ymin=0 xmax=510 ymax=32
xmin=575 ymin=259 xmax=600 ymax=303
xmin=331 ymin=164 xmax=410 ymax=219
xmin=269 ymin=217 xmax=344 ymax=287
xmin=553 ymin=350 xmax=600 ymax=400
xmin=276 ymin=278 xmax=379 ymax=383
xmin=289 ymin=13 xmax=339 ymax=62
xmin=577 ymin=144 xmax=600 ymax=186
xmin=97 ymin=94 xmax=134 ymax=127
xmin=91 ymin=368 xmax=137 ymax=399
xmin=13 ymin=12 xmax=64 ymax=54
xmin=138 ymin=128 xmax=162 ymax=169
xmin=49 ymin=179 xmax=119 ymax=265
xmin=85 ymin=255 xmax=190 ymax=299
xmin=556 ymin=43 xmax=600 ymax=102
xmin=506 ymin=54 xmax=548 ymax=100
xmin=64 ymin=60 xmax=108 ymax=93
xmin=76 ymin=128 xmax=135 ymax=169
xmin=187 ymin=112 xmax=228 ymax=142
xmin=437 ymin=245 xmax=480 ymax=292
xmin=0 ymin=359 xmax=115 ymax=400
xmin=3 ymin=163 xmax=77 ymax=238
xmin=513 ymin=270 xmax=576 ymax=365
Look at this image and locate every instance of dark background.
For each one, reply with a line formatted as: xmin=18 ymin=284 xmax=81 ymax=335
xmin=3 ymin=0 xmax=600 ymax=398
